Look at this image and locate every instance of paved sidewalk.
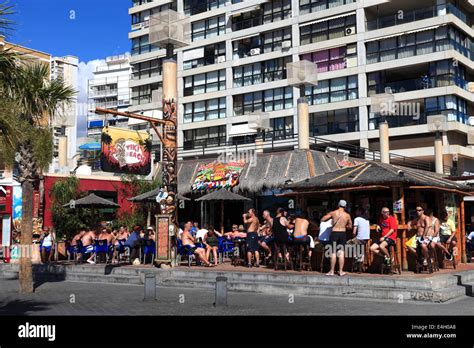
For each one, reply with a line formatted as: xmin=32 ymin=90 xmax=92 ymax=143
xmin=1 ymin=279 xmax=474 ymax=316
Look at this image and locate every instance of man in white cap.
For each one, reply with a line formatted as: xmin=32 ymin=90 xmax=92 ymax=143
xmin=321 ymin=200 xmax=352 ymax=276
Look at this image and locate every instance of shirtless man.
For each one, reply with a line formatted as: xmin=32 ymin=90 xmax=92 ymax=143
xmin=71 ymin=230 xmax=86 ymax=247
xmin=98 ymin=227 xmax=115 ymax=262
xmin=224 ymin=224 xmax=247 ymax=239
xmin=407 ymin=205 xmax=431 ymax=266
xmin=81 ymin=229 xmax=98 ymax=264
xmin=258 ymin=210 xmax=274 ymax=261
xmin=426 ymin=209 xmax=452 ymax=260
xmin=181 ymin=221 xmax=212 ymax=267
xmin=243 ymin=208 xmax=260 ymax=268
xmin=321 ymin=200 xmax=352 ymax=276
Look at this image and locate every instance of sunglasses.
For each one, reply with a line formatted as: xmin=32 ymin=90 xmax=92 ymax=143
xmin=416 ymin=209 xmax=423 ymax=212
xmin=382 ymin=211 xmax=389 ymax=214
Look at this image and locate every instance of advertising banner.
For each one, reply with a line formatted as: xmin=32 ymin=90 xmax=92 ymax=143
xmin=192 ymin=161 xmax=245 ymax=191
xmin=100 ymin=127 xmax=152 ymax=175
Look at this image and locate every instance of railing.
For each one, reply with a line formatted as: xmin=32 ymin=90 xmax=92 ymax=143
xmin=89 ymin=89 xmax=118 ymax=97
xmin=366 ymin=3 xmax=468 ymax=31
xmin=310 ymin=121 xmax=359 ymax=136
xmin=369 ymin=74 xmax=468 ymax=95
xmin=232 ymin=9 xmax=291 ymax=32
xmin=310 ymin=136 xmax=445 ymax=173
xmin=233 ymin=70 xmax=286 ymax=88
xmin=367 ymin=38 xmax=473 ymax=64
xmin=299 ymin=0 xmax=355 ymax=15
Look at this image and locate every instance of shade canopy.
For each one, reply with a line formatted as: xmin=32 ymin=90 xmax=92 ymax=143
xmin=63 ymin=193 xmax=120 ymax=209
xmin=286 ymin=162 xmax=472 ymax=194
xmin=128 ymin=187 xmax=191 ymax=202
xmin=196 ymin=189 xmax=251 ymax=202
xmin=79 ymin=143 xmax=101 ymax=151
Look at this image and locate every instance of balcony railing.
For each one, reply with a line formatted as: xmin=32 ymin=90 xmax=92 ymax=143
xmin=366 ymin=3 xmax=468 ymax=31
xmin=233 ymin=70 xmax=286 ymax=88
xmin=369 ymin=74 xmax=468 ymax=95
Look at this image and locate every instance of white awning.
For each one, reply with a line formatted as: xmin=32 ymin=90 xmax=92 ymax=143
xmin=300 ymin=12 xmax=355 ymax=27
xmin=365 ymin=25 xmax=444 ymax=43
xmin=230 ymin=5 xmax=260 ymax=17
xmin=465 ymin=196 xmax=474 ymax=202
xmin=228 ymin=124 xmax=258 ymax=137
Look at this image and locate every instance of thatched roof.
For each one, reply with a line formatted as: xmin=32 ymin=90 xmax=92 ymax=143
xmin=175 ymin=149 xmax=354 ymax=195
xmin=128 ymin=188 xmax=190 ymax=202
xmin=286 ymin=162 xmax=472 ymax=193
xmin=63 ymin=193 xmax=120 ymax=208
xmin=195 ymin=189 xmax=251 ymax=201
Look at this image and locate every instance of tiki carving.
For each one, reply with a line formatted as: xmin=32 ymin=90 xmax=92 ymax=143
xmin=161 ymin=98 xmax=178 ymax=223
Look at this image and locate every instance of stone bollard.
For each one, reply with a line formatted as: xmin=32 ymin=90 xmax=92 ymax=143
xmin=214 ymin=276 xmax=227 ymax=307
xmin=143 ymin=273 xmax=156 ymax=302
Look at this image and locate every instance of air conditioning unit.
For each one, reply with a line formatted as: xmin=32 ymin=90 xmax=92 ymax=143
xmin=345 ymin=56 xmax=357 ymax=68
xmin=281 ymin=40 xmax=291 ymax=49
xmin=131 ymin=23 xmax=143 ymax=31
xmin=217 ymin=56 xmax=226 ymax=63
xmin=250 ymin=48 xmax=261 ymax=56
xmin=468 ymin=116 xmax=474 ymax=126
xmin=0 ymin=170 xmax=5 ymax=179
xmin=345 ymin=26 xmax=356 ymax=36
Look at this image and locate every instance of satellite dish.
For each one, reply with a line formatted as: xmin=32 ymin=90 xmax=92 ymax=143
xmin=70 ymin=199 xmax=76 ymax=209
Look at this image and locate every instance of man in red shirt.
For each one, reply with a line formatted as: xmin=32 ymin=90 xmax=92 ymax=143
xmin=370 ymin=207 xmax=397 ymax=266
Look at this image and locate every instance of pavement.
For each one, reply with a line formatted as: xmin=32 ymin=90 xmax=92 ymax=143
xmin=1 ymin=279 xmax=474 ymax=316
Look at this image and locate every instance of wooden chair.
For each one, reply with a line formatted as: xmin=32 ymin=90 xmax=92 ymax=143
xmin=274 ymin=241 xmax=292 ymax=271
xmin=441 ymin=243 xmax=456 ymax=269
xmin=295 ymin=243 xmax=312 ymax=272
xmin=381 ymin=244 xmax=401 ymax=275
xmin=351 ymin=241 xmax=370 ymax=273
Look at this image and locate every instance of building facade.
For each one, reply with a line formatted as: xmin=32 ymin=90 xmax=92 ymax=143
xmin=50 ymin=55 xmax=79 ymax=174
xmin=128 ymin=0 xmax=474 ymax=175
xmin=87 ymin=54 xmax=132 ymax=138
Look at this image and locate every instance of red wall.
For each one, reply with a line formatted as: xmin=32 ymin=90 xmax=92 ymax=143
xmin=43 ymin=176 xmax=134 ymax=228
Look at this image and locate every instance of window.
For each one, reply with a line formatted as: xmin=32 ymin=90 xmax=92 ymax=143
xmin=183 ymin=42 xmax=226 ymax=70
xmin=366 ymin=25 xmax=472 ymax=64
xmin=132 ymin=59 xmax=162 ymax=80
xmin=184 ymin=70 xmax=226 ymax=96
xmin=233 ymin=57 xmax=290 ymax=87
xmin=131 ymin=35 xmax=159 ymax=55
xmin=232 ymin=10 xmax=262 ymax=31
xmin=192 ymin=16 xmax=226 ymax=41
xmin=305 ymin=75 xmax=358 ymax=105
xmin=184 ymin=0 xmax=226 ymax=16
xmin=301 ymin=45 xmax=356 ymax=73
xmin=310 ymin=108 xmax=359 ymax=135
xmin=269 ymin=116 xmax=294 ymax=139
xmin=300 ymin=15 xmax=356 ymax=45
xmin=425 ymin=96 xmax=468 ymax=123
xmin=300 ymin=0 xmax=355 ymax=14
xmin=184 ymin=98 xmax=226 ymax=123
xmin=183 ymin=126 xmax=226 ymax=149
xmin=131 ymin=83 xmax=161 ymax=106
xmin=262 ymin=27 xmax=292 ymax=53
xmin=262 ymin=0 xmax=292 ymax=24
xmin=234 ymin=87 xmax=293 ymax=116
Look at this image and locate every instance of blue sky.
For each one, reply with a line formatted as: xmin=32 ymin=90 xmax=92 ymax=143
xmin=10 ymin=0 xmax=131 ymax=62
xmin=8 ymin=0 xmax=132 ymax=137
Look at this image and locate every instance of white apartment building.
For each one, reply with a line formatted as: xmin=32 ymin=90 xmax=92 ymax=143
xmin=129 ymin=0 xmax=474 ymax=175
xmin=87 ymin=54 xmax=132 ymax=138
xmin=50 ymin=55 xmax=79 ymax=174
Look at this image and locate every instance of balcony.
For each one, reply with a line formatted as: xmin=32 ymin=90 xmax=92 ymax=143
xmin=369 ymin=74 xmax=468 ymax=95
xmin=89 ymin=89 xmax=118 ymax=98
xmin=310 ymin=120 xmax=359 ymax=136
xmin=366 ymin=3 xmax=468 ymax=31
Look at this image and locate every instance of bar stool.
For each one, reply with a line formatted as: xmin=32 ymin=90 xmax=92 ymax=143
xmin=274 ymin=241 xmax=292 ymax=271
xmin=380 ymin=244 xmax=401 ymax=275
xmin=351 ymin=241 xmax=370 ymax=273
xmin=441 ymin=243 xmax=456 ymax=269
xmin=430 ymin=246 xmax=440 ymax=272
xmin=231 ymin=238 xmax=246 ymax=267
xmin=294 ymin=243 xmax=312 ymax=272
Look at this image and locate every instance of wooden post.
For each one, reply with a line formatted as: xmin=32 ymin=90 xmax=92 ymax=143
xmin=392 ymin=187 xmax=402 ymax=270
xmin=461 ymin=198 xmax=466 ymax=263
xmin=455 ymin=196 xmax=462 ymax=264
xmin=221 ymin=201 xmax=225 ymax=235
xmin=400 ymin=186 xmax=407 ymax=271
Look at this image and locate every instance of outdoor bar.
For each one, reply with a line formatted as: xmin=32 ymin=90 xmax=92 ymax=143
xmin=283 ymin=161 xmax=474 ymax=270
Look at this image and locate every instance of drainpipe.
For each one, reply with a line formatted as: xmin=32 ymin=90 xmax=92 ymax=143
xmin=298 ymin=86 xmax=309 ymax=150
xmin=435 ymin=130 xmax=444 ymax=174
xmin=379 ymin=121 xmax=390 ymax=164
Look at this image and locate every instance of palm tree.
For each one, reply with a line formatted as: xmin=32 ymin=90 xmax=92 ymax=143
xmin=9 ymin=64 xmax=76 ymax=293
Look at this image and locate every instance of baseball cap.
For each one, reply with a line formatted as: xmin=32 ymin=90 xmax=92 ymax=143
xmin=338 ymin=200 xmax=347 ymax=208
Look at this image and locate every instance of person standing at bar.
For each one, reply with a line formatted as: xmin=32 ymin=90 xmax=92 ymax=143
xmin=321 ymin=200 xmax=352 ymax=276
xmin=243 ymin=208 xmax=260 ymax=268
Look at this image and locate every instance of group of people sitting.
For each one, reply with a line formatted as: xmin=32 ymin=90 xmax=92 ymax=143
xmin=69 ymin=225 xmax=155 ymax=265
xmin=176 ymin=200 xmax=460 ymax=275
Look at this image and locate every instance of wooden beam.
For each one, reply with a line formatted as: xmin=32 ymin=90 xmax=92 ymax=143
xmin=306 ymin=150 xmax=316 ymax=178
xmin=95 ymin=107 xmax=167 ymax=125
xmin=392 ymin=187 xmax=402 ymax=271
xmin=461 ymin=198 xmax=466 ymax=263
xmin=276 ymin=185 xmax=391 ymax=197
xmin=408 ymin=186 xmax=471 ymax=196
xmin=328 ymin=164 xmax=365 ymax=184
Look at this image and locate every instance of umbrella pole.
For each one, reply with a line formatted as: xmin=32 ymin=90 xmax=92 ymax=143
xmin=147 ymin=205 xmax=151 ymax=227
xmin=221 ymin=201 xmax=224 ymax=235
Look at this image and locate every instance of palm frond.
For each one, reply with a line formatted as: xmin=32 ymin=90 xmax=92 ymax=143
xmin=0 ymin=1 xmax=15 ymax=37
